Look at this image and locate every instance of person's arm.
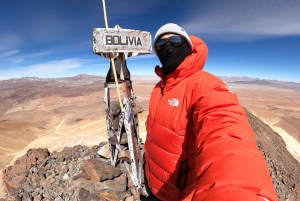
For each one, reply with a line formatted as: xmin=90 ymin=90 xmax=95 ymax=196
xmin=191 ymin=75 xmax=278 ymax=201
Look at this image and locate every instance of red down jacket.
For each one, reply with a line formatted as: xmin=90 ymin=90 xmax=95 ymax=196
xmin=144 ymin=35 xmax=277 ymax=201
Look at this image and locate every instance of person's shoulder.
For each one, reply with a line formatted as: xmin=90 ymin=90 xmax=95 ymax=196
xmin=188 ymin=70 xmax=229 ymax=96
xmin=194 ymin=70 xmax=225 ymax=85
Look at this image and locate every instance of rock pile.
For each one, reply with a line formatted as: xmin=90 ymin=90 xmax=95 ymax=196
xmin=1 ymin=142 xmax=156 ymax=201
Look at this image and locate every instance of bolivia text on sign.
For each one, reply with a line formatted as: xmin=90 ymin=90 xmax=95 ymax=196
xmin=93 ymin=28 xmax=152 ymax=55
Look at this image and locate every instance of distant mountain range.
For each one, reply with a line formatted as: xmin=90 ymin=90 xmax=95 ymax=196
xmin=1 ymin=74 xmax=300 ymax=91
xmin=0 ymin=74 xmax=105 ymax=83
xmin=219 ymin=76 xmax=300 ymax=91
xmin=0 ymin=74 xmax=106 ymax=91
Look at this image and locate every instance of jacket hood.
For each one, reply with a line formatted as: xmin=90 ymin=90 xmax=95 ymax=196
xmin=155 ymin=35 xmax=209 ymax=92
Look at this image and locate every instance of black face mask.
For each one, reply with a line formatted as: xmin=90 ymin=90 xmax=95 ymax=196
xmin=157 ymin=40 xmax=191 ymax=75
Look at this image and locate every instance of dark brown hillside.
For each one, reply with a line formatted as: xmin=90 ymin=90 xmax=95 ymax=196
xmin=246 ymin=110 xmax=300 ymax=201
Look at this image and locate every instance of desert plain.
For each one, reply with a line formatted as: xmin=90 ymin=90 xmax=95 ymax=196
xmin=0 ymin=74 xmax=299 ymax=198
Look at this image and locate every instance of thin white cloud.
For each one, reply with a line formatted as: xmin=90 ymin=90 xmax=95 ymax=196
xmin=26 ymin=59 xmax=84 ymax=74
xmin=0 ymin=33 xmax=23 ymax=52
xmin=11 ymin=58 xmax=24 ymax=64
xmin=24 ymin=51 xmax=53 ymax=59
xmin=0 ymin=58 xmax=85 ymax=80
xmin=0 ymin=50 xmax=20 ymax=58
xmin=181 ymin=0 xmax=300 ymax=41
xmin=1 ymin=50 xmax=53 ymax=65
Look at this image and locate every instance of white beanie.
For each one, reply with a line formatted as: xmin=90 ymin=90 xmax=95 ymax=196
xmin=154 ymin=23 xmax=193 ymax=55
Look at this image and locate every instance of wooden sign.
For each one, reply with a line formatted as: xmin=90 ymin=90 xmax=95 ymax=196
xmin=93 ymin=25 xmax=152 ymax=56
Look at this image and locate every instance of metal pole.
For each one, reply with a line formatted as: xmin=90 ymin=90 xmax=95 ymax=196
xmin=102 ymin=0 xmax=123 ymax=108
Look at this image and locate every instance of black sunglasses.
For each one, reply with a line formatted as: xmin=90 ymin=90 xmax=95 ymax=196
xmin=155 ymin=35 xmax=184 ymax=51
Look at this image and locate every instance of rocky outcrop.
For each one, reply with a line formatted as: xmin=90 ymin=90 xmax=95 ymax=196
xmin=1 ymin=143 xmax=155 ymax=201
xmin=1 ymin=110 xmax=300 ymax=201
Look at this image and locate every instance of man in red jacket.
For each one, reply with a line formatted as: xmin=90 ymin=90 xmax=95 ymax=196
xmin=144 ymin=23 xmax=278 ymax=201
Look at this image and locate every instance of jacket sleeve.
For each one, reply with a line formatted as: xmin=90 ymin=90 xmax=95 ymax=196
xmin=191 ymin=74 xmax=278 ymax=201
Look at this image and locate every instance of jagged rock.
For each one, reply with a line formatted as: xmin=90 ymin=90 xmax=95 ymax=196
xmin=120 ymin=132 xmax=128 ymax=144
xmin=63 ymin=173 xmax=69 ymax=180
xmin=33 ymin=195 xmax=42 ymax=201
xmin=2 ymin=175 xmax=25 ymax=194
xmin=127 ymin=173 xmax=135 ymax=188
xmin=133 ymin=105 xmax=144 ymax=114
xmin=118 ymin=149 xmax=131 ymax=162
xmin=91 ymin=172 xmax=127 ymax=192
xmin=54 ymin=197 xmax=64 ymax=201
xmin=73 ymin=178 xmax=95 ymax=189
xmin=96 ymin=190 xmax=131 ymax=201
xmin=112 ymin=116 xmax=120 ymax=130
xmin=81 ymin=158 xmax=122 ymax=182
xmin=110 ymin=101 xmax=121 ymax=116
xmin=22 ymin=192 xmax=31 ymax=201
xmin=73 ymin=169 xmax=92 ymax=181
xmin=79 ymin=188 xmax=104 ymax=201
xmin=97 ymin=143 xmax=110 ymax=159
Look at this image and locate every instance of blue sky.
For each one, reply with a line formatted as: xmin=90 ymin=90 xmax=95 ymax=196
xmin=0 ymin=0 xmax=300 ymax=82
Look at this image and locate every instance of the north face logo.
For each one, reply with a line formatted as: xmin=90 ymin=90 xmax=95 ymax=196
xmin=168 ymin=98 xmax=179 ymax=107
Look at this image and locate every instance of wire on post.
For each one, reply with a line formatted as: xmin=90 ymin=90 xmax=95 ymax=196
xmin=101 ymin=0 xmax=123 ymax=108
